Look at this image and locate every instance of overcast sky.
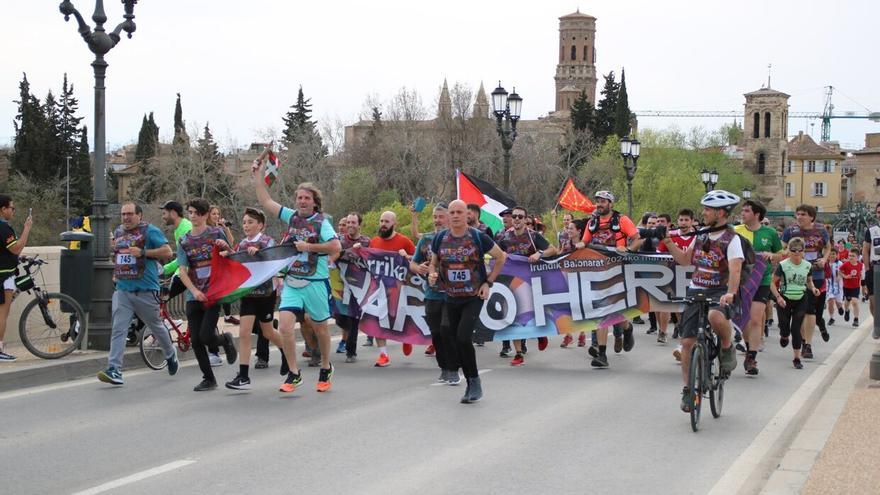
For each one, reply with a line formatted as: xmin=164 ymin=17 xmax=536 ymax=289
xmin=2 ymin=0 xmax=877 ymax=152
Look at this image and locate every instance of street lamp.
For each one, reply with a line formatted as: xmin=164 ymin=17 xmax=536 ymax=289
xmin=620 ymin=136 xmax=640 ymax=218
xmin=701 ymin=168 xmax=719 ymax=192
xmin=59 ymin=0 xmax=139 ymax=350
xmin=741 ymin=187 xmax=752 ymax=200
xmin=491 ymin=82 xmax=522 ymax=191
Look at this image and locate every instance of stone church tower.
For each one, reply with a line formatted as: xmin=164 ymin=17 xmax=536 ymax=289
xmin=555 ymin=10 xmax=598 ymax=113
xmin=741 ymin=86 xmax=789 ymax=210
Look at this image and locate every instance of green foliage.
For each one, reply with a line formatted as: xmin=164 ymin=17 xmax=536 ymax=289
xmin=359 ymin=201 xmax=435 ymax=239
xmin=135 ymin=112 xmax=159 ymax=162
xmin=330 ymin=167 xmax=379 ymax=219
xmin=570 ymin=90 xmax=594 ymax=131
xmin=614 ymin=69 xmax=631 ymax=138
xmin=591 ymin=71 xmax=619 ymax=144
xmin=11 ymin=73 xmax=53 ymax=181
xmin=7 ymin=173 xmax=67 ymax=246
xmin=832 ymin=202 xmax=874 ymax=237
xmin=172 ymin=93 xmax=189 ymax=148
xmin=375 ymin=189 xmax=400 ymax=208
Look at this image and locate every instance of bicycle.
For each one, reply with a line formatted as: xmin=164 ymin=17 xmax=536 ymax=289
xmin=671 ymin=292 xmax=729 ymax=432
xmin=15 ymin=255 xmax=86 ymax=359
xmin=138 ymin=280 xmax=190 ymax=370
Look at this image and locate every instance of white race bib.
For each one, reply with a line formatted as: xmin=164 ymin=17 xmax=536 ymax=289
xmin=447 ymin=269 xmax=471 ymax=282
xmin=116 ymin=253 xmax=135 ymax=265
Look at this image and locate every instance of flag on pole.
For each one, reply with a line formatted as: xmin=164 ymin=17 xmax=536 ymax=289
xmin=456 ymin=170 xmax=517 ymax=234
xmin=264 ymin=150 xmax=281 ymax=186
xmin=557 ymin=178 xmax=595 ymax=213
xmin=203 ymin=245 xmax=298 ymax=306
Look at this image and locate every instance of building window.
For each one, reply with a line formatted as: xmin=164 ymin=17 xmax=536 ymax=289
xmin=786 ymin=160 xmax=794 ymax=174
xmin=807 ymin=160 xmax=816 ymax=173
xmin=584 ymin=45 xmax=588 ymax=61
xmin=782 ymin=151 xmax=787 ymax=175
xmin=757 ymin=152 xmax=766 ymax=174
xmin=571 ymin=45 xmax=576 ymax=61
xmin=875 ymin=178 xmax=880 ymax=187
xmin=785 ymin=183 xmax=795 ymax=197
xmin=764 ymin=112 xmax=771 ymax=138
xmin=559 ymin=45 xmax=564 ymax=63
xmin=811 ymin=182 xmax=826 ymax=197
xmin=753 ymin=112 xmax=760 ymax=138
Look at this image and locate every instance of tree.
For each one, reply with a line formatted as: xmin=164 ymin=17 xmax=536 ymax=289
xmin=614 ymin=69 xmax=632 ymax=138
xmin=571 ymin=90 xmax=594 ymax=131
xmin=591 ymin=71 xmax=619 ymax=144
xmin=71 ymin=126 xmax=92 ymax=213
xmin=56 ymin=74 xmax=84 ymax=169
xmin=134 ymin=112 xmax=159 ymax=162
xmin=172 ymin=93 xmax=189 ymax=148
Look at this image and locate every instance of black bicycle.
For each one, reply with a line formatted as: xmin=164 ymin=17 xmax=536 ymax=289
xmin=15 ymin=255 xmax=86 ymax=359
xmin=671 ymin=292 xmax=729 ymax=432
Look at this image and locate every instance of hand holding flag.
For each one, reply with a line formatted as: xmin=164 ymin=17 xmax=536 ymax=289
xmin=251 ymin=141 xmax=281 ymax=186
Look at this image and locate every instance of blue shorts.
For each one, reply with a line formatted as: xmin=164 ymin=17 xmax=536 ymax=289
xmin=280 ymin=279 xmax=331 ymax=322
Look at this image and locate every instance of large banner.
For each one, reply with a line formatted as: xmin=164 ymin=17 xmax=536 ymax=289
xmin=331 ymin=247 xmax=764 ymax=345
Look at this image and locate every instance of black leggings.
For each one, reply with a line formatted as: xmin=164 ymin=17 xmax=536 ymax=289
xmin=186 ymin=301 xmax=224 ymax=381
xmin=426 ymin=299 xmax=457 ymax=372
xmin=778 ymin=296 xmax=807 ymax=351
xmin=169 ymin=277 xmax=218 ymax=354
xmin=442 ymin=297 xmax=483 ymax=378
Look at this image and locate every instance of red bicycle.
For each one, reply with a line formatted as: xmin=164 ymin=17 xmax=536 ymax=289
xmin=138 ymin=281 xmax=190 ymax=370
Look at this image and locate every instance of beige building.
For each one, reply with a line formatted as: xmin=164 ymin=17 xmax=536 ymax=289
xmin=740 ymin=87 xmax=789 ymax=210
xmin=554 ymin=10 xmax=598 ymax=113
xmin=850 ymin=133 xmax=880 ymax=205
xmin=782 ymin=132 xmax=843 ymax=212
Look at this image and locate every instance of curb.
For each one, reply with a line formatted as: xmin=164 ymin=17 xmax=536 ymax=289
xmin=708 ymin=316 xmax=873 ymax=495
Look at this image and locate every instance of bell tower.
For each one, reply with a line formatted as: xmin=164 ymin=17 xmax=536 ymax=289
xmin=555 ymin=10 xmax=598 ymax=113
xmin=742 ymin=85 xmax=790 ymax=210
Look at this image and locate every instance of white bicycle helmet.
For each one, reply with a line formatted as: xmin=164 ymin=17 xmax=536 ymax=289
xmin=700 ymin=189 xmax=740 ymax=210
xmin=595 ymin=190 xmax=615 ymax=202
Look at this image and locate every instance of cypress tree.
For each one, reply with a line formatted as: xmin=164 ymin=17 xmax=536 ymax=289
xmin=57 ymin=73 xmax=84 ymax=167
xmin=172 ymin=93 xmax=189 ymax=148
xmin=570 ymin=90 xmax=594 ymax=131
xmin=11 ymin=74 xmax=54 ymax=181
xmin=614 ymin=69 xmax=632 ymax=138
xmin=71 ymin=126 xmax=92 ymax=212
xmin=281 ymin=86 xmax=325 ymax=156
xmin=590 ymin=71 xmax=619 ymax=144
xmin=134 ymin=113 xmax=159 ymax=162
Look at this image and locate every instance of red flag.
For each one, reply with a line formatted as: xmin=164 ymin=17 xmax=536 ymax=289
xmin=557 ymin=178 xmax=595 ymax=213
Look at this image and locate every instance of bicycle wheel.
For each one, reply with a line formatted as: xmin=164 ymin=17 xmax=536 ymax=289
xmin=139 ymin=327 xmax=169 ymax=370
xmin=710 ymin=345 xmax=725 ymax=418
xmin=18 ymin=292 xmax=86 ymax=359
xmin=688 ymin=343 xmax=704 ymax=432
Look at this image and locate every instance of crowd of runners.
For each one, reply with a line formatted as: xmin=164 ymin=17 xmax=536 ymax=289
xmin=2 ymin=164 xmax=879 ymax=410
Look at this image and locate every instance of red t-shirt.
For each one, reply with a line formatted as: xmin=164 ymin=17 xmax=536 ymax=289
xmin=657 ymin=229 xmax=696 ymax=253
xmin=581 ymin=214 xmax=638 ymax=248
xmin=839 ymin=261 xmax=863 ymax=289
xmin=370 ymin=233 xmax=416 ymax=256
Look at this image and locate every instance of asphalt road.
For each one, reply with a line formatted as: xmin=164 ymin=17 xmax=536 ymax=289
xmin=0 ymin=315 xmax=864 ymax=495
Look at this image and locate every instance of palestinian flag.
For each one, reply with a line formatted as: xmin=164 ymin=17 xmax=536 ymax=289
xmin=456 ymin=170 xmax=517 ymax=234
xmin=265 ymin=151 xmax=281 ymax=186
xmin=203 ymin=245 xmax=298 ymax=306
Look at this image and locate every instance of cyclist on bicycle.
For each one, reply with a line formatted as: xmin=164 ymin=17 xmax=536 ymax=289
xmin=660 ymin=190 xmax=742 ymax=413
xmin=0 ymin=194 xmax=32 ymax=362
xmin=98 ymin=202 xmax=178 ymax=385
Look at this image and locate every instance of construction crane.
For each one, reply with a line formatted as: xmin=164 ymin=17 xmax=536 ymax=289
xmin=635 ymin=86 xmax=880 ymax=142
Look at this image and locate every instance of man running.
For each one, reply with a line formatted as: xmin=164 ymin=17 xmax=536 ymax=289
xmin=0 ymin=195 xmax=32 ymax=362
xmin=254 ymin=163 xmax=341 ymax=393
xmin=734 ymin=199 xmax=783 ymax=376
xmin=428 ymin=200 xmax=506 ymax=403
xmin=496 ymin=205 xmax=557 ymax=366
xmin=365 ymin=211 xmax=416 ymax=367
xmin=661 ymin=190 xmax=742 ymax=412
xmin=335 ymin=212 xmax=371 ymax=362
xmin=98 ymin=202 xmax=178 ymax=385
xmin=781 ymin=204 xmax=831 ymax=358
xmin=580 ymin=191 xmax=639 ymax=367
xmin=411 ymin=204 xmax=458 ymax=383
xmin=861 ymin=202 xmax=880 ymax=338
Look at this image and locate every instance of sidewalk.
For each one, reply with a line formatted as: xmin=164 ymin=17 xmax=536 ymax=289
xmin=0 ymin=317 xmax=340 ymax=393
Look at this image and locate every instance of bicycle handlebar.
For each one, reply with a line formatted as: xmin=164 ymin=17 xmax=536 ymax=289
xmin=19 ymin=255 xmax=47 ymax=266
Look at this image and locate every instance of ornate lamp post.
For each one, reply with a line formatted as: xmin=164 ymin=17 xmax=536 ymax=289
xmin=701 ymin=168 xmax=719 ymax=192
xmin=58 ymin=0 xmax=139 ymax=349
xmin=741 ymin=187 xmax=752 ymax=200
xmin=491 ymin=82 xmax=522 ymax=191
xmin=620 ymin=136 xmax=640 ymax=219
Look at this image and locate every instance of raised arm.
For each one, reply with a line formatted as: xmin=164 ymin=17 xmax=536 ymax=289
xmin=252 ymin=161 xmax=282 ymax=219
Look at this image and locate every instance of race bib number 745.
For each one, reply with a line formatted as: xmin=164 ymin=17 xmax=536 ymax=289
xmin=447 ymin=269 xmax=471 ymax=282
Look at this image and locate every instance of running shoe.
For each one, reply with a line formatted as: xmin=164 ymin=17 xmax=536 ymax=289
xmin=680 ymin=386 xmax=693 ymax=413
xmin=438 ymin=370 xmax=448 ymax=383
xmin=780 ymin=335 xmax=790 ymax=348
xmin=255 ymin=358 xmax=269 ymax=369
xmin=853 ymin=317 xmax=860 ymax=327
xmin=561 ymin=334 xmax=574 ymax=348
xmin=0 ymin=350 xmax=17 ymax=362
xmin=510 ymin=354 xmax=525 ymax=366
xmin=224 ymin=316 xmax=241 ymax=325
xmin=632 ymin=316 xmax=645 ymax=325
xmin=336 ymin=340 xmax=346 ymax=354
xmin=424 ymin=345 xmax=435 ymax=356
xmin=447 ymin=371 xmax=462 ymax=385
xmin=316 ymin=364 xmax=334 ymax=392
xmin=844 ymin=310 xmax=850 ymax=322
xmin=802 ymin=343 xmax=813 ymax=359
xmin=209 ymin=353 xmax=223 ymax=367
xmin=828 ymin=318 xmax=835 ymax=326
xmin=657 ymin=331 xmax=668 ymax=344
xmin=622 ymin=327 xmax=635 ymax=352
xmin=279 ymin=371 xmax=302 ymax=393
xmin=374 ymin=352 xmax=390 ymax=367
xmin=646 ymin=327 xmax=658 ymax=335
xmin=821 ymin=328 xmax=830 ymax=342
xmin=193 ymin=379 xmax=217 ymax=392
xmin=222 ymin=333 xmax=237 ymax=365
xmin=744 ymin=356 xmax=759 ymax=376
xmin=720 ymin=346 xmax=737 ymax=374
xmin=673 ymin=346 xmax=682 ymax=362
xmin=735 ymin=342 xmax=747 ymax=353
xmin=499 ymin=346 xmax=511 ymax=358
xmin=225 ymin=373 xmax=251 ymax=390
xmin=614 ymin=335 xmax=623 ymax=353
xmin=97 ymin=367 xmax=123 ymax=385
xmin=167 ymin=353 xmax=179 ymax=376
xmin=588 ymin=345 xmax=599 ymax=358
xmin=402 ymin=343 xmax=413 ymax=356
xmin=345 ymin=355 xmax=357 ymax=363
xmin=590 ymin=353 xmax=609 ymax=368
xmin=838 ymin=307 xmax=844 ymax=316
xmin=537 ymin=337 xmax=548 ymax=351
xmin=793 ymin=358 xmax=803 ymax=370
xmin=577 ymin=333 xmax=587 ymax=347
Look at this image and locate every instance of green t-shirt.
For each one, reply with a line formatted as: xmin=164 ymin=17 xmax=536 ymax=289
xmin=162 ymin=218 xmax=193 ymax=276
xmin=775 ymin=258 xmax=812 ymax=300
xmin=735 ymin=224 xmax=783 ymax=286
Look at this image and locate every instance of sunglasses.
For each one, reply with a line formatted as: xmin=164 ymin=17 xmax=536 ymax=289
xmin=790 ymin=249 xmax=804 ymax=253
xmin=511 ymin=214 xmax=526 ymax=219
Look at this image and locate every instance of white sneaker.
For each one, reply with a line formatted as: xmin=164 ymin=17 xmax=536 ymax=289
xmin=672 ymin=345 xmax=682 ymax=362
xmin=209 ymin=353 xmax=223 ymax=367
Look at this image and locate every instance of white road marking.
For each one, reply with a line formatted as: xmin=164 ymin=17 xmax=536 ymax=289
xmin=71 ymin=459 xmax=196 ymax=495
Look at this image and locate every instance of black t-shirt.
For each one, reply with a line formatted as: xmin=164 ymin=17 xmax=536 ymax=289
xmin=0 ymin=221 xmax=18 ymax=275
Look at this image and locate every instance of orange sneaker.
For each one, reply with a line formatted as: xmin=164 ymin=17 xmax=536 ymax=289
xmin=561 ymin=334 xmax=574 ymax=348
xmin=374 ymin=352 xmax=391 ymax=367
xmin=510 ymin=354 xmax=525 ymax=366
xmin=279 ymin=371 xmax=302 ymax=393
xmin=402 ymin=343 xmax=413 ymax=356
xmin=424 ymin=344 xmax=435 ymax=356
xmin=316 ymin=364 xmax=334 ymax=392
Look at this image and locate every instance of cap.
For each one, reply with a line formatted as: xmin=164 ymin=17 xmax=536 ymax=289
xmin=499 ymin=208 xmax=513 ymax=216
xmin=161 ymin=200 xmax=184 ymax=216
